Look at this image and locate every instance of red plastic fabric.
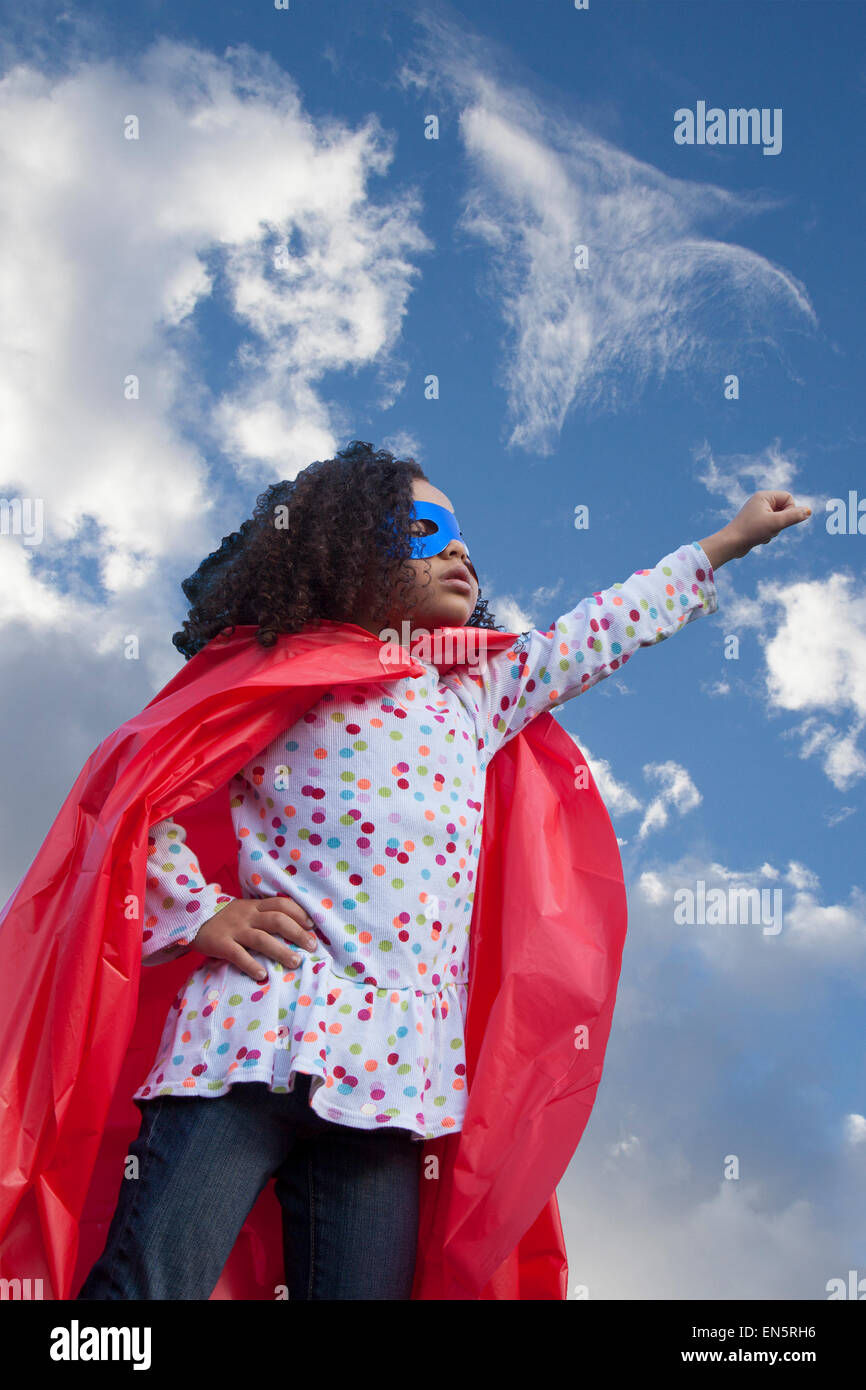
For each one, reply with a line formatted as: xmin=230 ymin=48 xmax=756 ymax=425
xmin=0 ymin=619 xmax=627 ymax=1300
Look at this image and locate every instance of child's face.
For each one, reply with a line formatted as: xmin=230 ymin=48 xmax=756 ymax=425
xmin=357 ymin=478 xmax=480 ymax=636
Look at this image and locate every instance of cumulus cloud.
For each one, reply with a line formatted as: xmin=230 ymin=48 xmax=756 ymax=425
xmin=686 ymin=440 xmax=866 ymax=788
xmin=845 ymin=1114 xmax=866 ymax=1148
xmin=763 ymin=574 xmax=866 ymax=719
xmin=0 ymin=36 xmax=436 ymax=904
xmin=718 ymin=564 xmax=866 ymax=790
xmin=0 ymin=37 xmax=429 ymax=647
xmin=634 ymin=853 xmax=866 ymax=985
xmin=560 ymin=1176 xmax=833 ymax=1300
xmin=785 ymin=861 xmax=821 ymax=892
xmin=553 ymin=844 xmax=864 ymax=1296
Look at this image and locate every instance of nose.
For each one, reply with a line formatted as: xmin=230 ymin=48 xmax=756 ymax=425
xmin=443 ymin=539 xmax=477 ymax=582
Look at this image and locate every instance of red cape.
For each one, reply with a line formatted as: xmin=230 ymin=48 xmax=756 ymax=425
xmin=0 ymin=620 xmax=627 ymax=1300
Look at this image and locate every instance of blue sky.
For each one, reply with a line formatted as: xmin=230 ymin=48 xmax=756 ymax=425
xmin=1 ymin=0 xmax=864 ymax=1298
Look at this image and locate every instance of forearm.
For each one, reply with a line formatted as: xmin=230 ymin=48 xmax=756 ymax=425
xmin=143 ymin=818 xmax=235 ymax=963
xmin=698 ymin=524 xmax=743 ymax=571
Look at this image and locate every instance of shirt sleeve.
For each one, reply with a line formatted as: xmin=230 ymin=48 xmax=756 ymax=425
xmin=471 ymin=540 xmax=718 ymax=759
xmin=142 ymin=817 xmax=237 ymax=966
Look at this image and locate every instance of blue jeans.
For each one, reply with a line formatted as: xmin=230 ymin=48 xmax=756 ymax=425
xmin=75 ymin=1073 xmax=422 ymax=1300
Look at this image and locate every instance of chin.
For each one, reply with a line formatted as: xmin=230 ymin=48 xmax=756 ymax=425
xmin=440 ymin=602 xmax=473 ymax=627
xmin=415 ymin=603 xmax=471 ymax=630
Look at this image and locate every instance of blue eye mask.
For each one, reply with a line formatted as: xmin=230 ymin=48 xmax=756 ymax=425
xmin=385 ymin=500 xmax=477 ymax=579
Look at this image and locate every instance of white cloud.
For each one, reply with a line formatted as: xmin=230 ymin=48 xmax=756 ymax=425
xmin=635 ymin=853 xmax=866 ymax=982
xmin=379 ymin=431 xmax=425 ymax=466
xmin=0 ymin=38 xmax=429 ymax=646
xmin=763 ymin=573 xmax=866 ymax=718
xmin=845 ymin=1114 xmax=866 ymax=1148
xmin=488 ymin=593 xmax=534 ymax=634
xmin=555 ymin=843 xmax=864 ymax=1295
xmin=574 ymin=738 xmax=642 ymax=816
xmin=693 ymin=437 xmax=822 ymax=536
xmin=559 ymin=1157 xmax=838 ymax=1298
xmin=637 ymin=760 xmax=701 ymax=839
xmin=785 ymin=861 xmax=821 ymax=892
xmin=399 ymin=14 xmax=817 ymax=453
xmin=709 ymin=561 xmax=866 ymax=790
xmin=0 ymin=541 xmax=77 ymax=629
xmin=782 ymin=887 xmax=866 ymax=961
xmin=606 ymin=1134 xmax=640 ymax=1161
xmin=637 ymin=870 xmax=667 ymax=905
xmin=708 ymin=859 xmax=780 ymax=882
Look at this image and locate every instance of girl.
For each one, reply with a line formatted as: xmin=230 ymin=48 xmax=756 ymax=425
xmin=74 ymin=440 xmax=810 ymax=1300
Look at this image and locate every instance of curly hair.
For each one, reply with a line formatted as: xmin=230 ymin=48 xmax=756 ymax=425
xmin=172 ymin=440 xmax=504 ymax=661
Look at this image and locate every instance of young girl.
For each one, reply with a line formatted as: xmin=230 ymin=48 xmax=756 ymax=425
xmin=74 ymin=440 xmax=810 ymax=1301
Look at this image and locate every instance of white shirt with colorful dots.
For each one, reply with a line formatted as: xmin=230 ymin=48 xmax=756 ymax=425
xmin=133 ymin=542 xmax=718 ymax=1140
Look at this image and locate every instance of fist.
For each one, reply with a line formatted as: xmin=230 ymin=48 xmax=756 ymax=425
xmin=727 ymin=491 xmax=812 ymax=558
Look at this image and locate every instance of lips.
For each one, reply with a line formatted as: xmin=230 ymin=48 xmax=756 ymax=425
xmin=440 ymin=564 xmax=474 ymax=589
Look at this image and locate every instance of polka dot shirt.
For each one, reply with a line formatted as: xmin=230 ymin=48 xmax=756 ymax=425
xmin=134 ymin=542 xmax=717 ymax=1139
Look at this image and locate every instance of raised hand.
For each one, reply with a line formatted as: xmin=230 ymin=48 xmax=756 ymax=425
xmin=726 ymin=491 xmax=812 ymax=557
xmin=700 ymin=491 xmax=812 ymax=569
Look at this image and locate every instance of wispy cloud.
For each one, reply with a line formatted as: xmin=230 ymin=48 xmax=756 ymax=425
xmin=637 ymin=759 xmax=702 ymax=838
xmin=400 ymin=9 xmax=818 ymax=453
xmin=580 ymin=740 xmax=643 ymax=817
xmin=694 ymin=437 xmax=822 ymax=534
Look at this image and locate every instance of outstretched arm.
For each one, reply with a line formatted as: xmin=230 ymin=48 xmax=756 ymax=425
xmin=464 ymin=539 xmax=716 ymax=758
xmin=464 ymin=491 xmax=811 ymax=758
